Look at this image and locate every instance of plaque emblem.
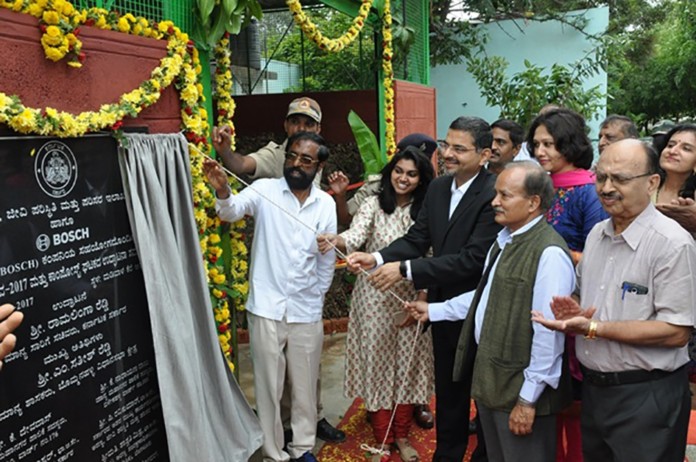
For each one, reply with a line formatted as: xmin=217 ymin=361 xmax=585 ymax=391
xmin=34 ymin=141 xmax=78 ymax=198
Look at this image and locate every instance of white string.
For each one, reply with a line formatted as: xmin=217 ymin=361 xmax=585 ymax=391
xmin=191 ymin=143 xmax=426 ymax=457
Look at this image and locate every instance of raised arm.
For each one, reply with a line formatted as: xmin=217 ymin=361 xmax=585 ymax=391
xmin=212 ymin=125 xmax=258 ymax=176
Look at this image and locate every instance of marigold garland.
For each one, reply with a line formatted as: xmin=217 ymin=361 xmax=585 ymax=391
xmin=287 ymin=0 xmax=372 ymax=53
xmin=214 ymin=32 xmax=237 ymax=151
xmin=382 ymin=0 xmax=396 ymax=157
xmin=0 ymin=0 xmax=247 ymax=371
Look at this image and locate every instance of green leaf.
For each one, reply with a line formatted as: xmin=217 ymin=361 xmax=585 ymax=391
xmin=208 ymin=7 xmax=231 ymax=48
xmin=248 ymin=0 xmax=263 ymax=20
xmin=347 ymin=110 xmax=385 ymax=178
xmin=225 ymin=14 xmax=243 ymax=35
xmin=191 ymin=16 xmax=210 ymax=50
xmin=222 ymin=0 xmax=238 ymax=17
xmin=197 ymin=0 xmax=216 ymax=25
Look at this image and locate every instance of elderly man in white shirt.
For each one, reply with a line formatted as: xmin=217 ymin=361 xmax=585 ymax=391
xmin=205 ymin=131 xmax=336 ymax=462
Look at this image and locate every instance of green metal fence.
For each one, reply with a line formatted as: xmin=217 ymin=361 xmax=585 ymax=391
xmin=76 ymin=0 xmax=195 ymax=32
xmin=392 ymin=0 xmax=429 ymax=85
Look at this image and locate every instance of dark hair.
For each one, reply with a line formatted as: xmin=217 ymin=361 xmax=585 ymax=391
xmin=600 ymin=114 xmax=639 ymax=139
xmin=526 ymin=108 xmax=594 ymax=170
xmin=378 ymin=146 xmax=435 ymax=220
xmin=504 ymin=161 xmax=555 ymax=212
xmin=660 ymin=124 xmax=696 ymax=198
xmin=286 ymin=131 xmax=329 ymax=162
xmin=397 ymin=133 xmax=438 ymax=157
xmin=491 ymin=119 xmax=524 ymax=146
xmin=449 ymin=116 xmax=493 ymax=151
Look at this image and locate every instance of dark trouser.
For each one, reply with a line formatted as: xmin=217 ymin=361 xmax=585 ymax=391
xmin=581 ymin=365 xmax=690 ymax=462
xmin=432 ymin=320 xmax=471 ymax=462
xmin=477 ymin=403 xmax=556 ymax=462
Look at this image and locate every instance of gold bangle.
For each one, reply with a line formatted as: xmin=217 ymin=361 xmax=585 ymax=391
xmin=584 ymin=320 xmax=598 ymax=340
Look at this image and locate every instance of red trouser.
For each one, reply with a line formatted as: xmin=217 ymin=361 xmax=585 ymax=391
xmin=370 ymin=404 xmax=415 ymax=445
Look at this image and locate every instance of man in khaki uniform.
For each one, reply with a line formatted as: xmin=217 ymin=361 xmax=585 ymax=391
xmin=211 ymin=97 xmax=345 ymax=443
xmin=212 ymin=97 xmax=323 ymax=188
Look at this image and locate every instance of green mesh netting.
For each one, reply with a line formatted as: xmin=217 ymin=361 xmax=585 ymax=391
xmin=76 ymin=0 xmax=195 ymax=32
xmin=391 ymin=0 xmax=428 ymax=85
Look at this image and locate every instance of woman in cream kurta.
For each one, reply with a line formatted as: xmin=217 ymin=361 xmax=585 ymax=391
xmin=319 ymin=147 xmax=435 ymax=462
xmin=341 ymin=194 xmax=434 ymax=410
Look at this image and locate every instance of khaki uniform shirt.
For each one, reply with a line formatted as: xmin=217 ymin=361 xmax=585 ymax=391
xmin=346 ymin=174 xmax=382 ymax=216
xmin=249 ymin=140 xmax=322 ymax=188
xmin=576 ymin=203 xmax=696 ymax=372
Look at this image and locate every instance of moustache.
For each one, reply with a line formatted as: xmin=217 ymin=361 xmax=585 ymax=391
xmin=600 ymin=192 xmax=622 ymax=201
xmin=493 ymin=207 xmax=504 ymax=213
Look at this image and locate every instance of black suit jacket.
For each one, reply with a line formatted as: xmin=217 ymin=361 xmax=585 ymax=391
xmin=380 ymin=169 xmax=501 ymax=303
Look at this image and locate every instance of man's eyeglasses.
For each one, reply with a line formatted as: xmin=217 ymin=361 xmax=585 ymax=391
xmin=438 ymin=141 xmax=477 ymax=155
xmin=285 ymin=151 xmax=319 ymax=167
xmin=595 ymin=171 xmax=654 ymax=186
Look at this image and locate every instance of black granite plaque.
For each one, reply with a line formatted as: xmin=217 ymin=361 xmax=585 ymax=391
xmin=0 ymin=135 xmax=169 ymax=461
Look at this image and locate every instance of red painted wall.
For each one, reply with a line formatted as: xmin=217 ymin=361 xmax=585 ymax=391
xmin=233 ymin=82 xmax=437 ymax=147
xmin=232 ymin=90 xmax=378 ymax=144
xmin=0 ymin=8 xmax=181 ymax=134
xmin=0 ymin=9 xmax=438 ymax=147
xmin=394 ymin=80 xmax=437 ymax=141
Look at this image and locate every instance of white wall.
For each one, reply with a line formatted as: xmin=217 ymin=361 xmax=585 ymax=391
xmin=431 ymin=7 xmax=609 ymax=141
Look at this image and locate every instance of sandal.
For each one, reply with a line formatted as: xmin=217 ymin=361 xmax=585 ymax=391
xmin=394 ymin=438 xmax=420 ymax=462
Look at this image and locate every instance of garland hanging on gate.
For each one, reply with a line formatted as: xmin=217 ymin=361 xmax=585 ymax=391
xmin=381 ymin=0 xmax=396 ymax=157
xmin=286 ymin=0 xmax=373 ymax=53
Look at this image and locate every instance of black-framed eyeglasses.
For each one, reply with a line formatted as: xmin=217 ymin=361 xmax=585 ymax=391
xmin=437 ymin=140 xmax=477 ymax=155
xmin=595 ymin=171 xmax=654 ymax=186
xmin=285 ymin=151 xmax=319 ymax=167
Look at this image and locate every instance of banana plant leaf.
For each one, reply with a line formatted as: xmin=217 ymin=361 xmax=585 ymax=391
xmin=347 ymin=110 xmax=386 ymax=178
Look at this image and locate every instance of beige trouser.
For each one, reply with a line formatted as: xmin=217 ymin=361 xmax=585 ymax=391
xmin=248 ymin=312 xmax=323 ymax=462
xmin=281 ymin=372 xmax=323 ymax=425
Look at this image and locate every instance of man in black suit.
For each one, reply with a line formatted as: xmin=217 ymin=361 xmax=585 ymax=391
xmin=348 ymin=116 xmax=501 ymax=462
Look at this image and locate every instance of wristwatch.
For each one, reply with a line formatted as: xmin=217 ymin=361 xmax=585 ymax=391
xmin=399 ymin=260 xmax=407 ymax=277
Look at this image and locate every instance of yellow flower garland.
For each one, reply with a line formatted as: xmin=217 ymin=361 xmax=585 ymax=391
xmin=382 ymin=0 xmax=396 ymax=157
xmin=287 ymin=0 xmax=373 ymax=53
xmin=0 ymin=1 xmax=247 ymax=371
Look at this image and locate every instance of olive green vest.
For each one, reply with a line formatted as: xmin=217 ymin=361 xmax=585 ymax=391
xmin=453 ymin=218 xmax=572 ymax=415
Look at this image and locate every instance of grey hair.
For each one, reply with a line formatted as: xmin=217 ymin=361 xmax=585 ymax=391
xmin=504 ymin=161 xmax=555 ymax=212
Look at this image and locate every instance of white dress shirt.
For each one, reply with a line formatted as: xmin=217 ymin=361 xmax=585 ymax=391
xmin=216 ymin=178 xmax=336 ymax=323
xmin=428 ymin=215 xmax=576 ymax=403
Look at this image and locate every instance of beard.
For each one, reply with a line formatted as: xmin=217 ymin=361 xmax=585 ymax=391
xmin=284 ymin=166 xmax=316 ymax=191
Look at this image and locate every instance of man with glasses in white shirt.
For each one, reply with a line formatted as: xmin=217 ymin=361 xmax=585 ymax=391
xmin=205 ymin=131 xmax=336 ymax=462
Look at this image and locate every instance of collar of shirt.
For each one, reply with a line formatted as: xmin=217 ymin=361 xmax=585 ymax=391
xmin=495 ymin=215 xmax=544 ymax=252
xmin=600 ymin=202 xmax=657 ymax=250
xmin=449 ymin=171 xmax=480 ymax=218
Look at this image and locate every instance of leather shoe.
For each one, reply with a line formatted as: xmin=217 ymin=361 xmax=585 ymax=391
xmin=468 ymin=419 xmax=477 ymax=435
xmin=316 ymin=417 xmax=346 ymax=443
xmin=413 ymin=404 xmax=434 ymax=429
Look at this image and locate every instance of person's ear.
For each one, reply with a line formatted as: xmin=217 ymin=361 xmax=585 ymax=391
xmin=647 ymin=173 xmax=661 ymax=196
xmin=479 ymin=148 xmax=492 ymax=166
